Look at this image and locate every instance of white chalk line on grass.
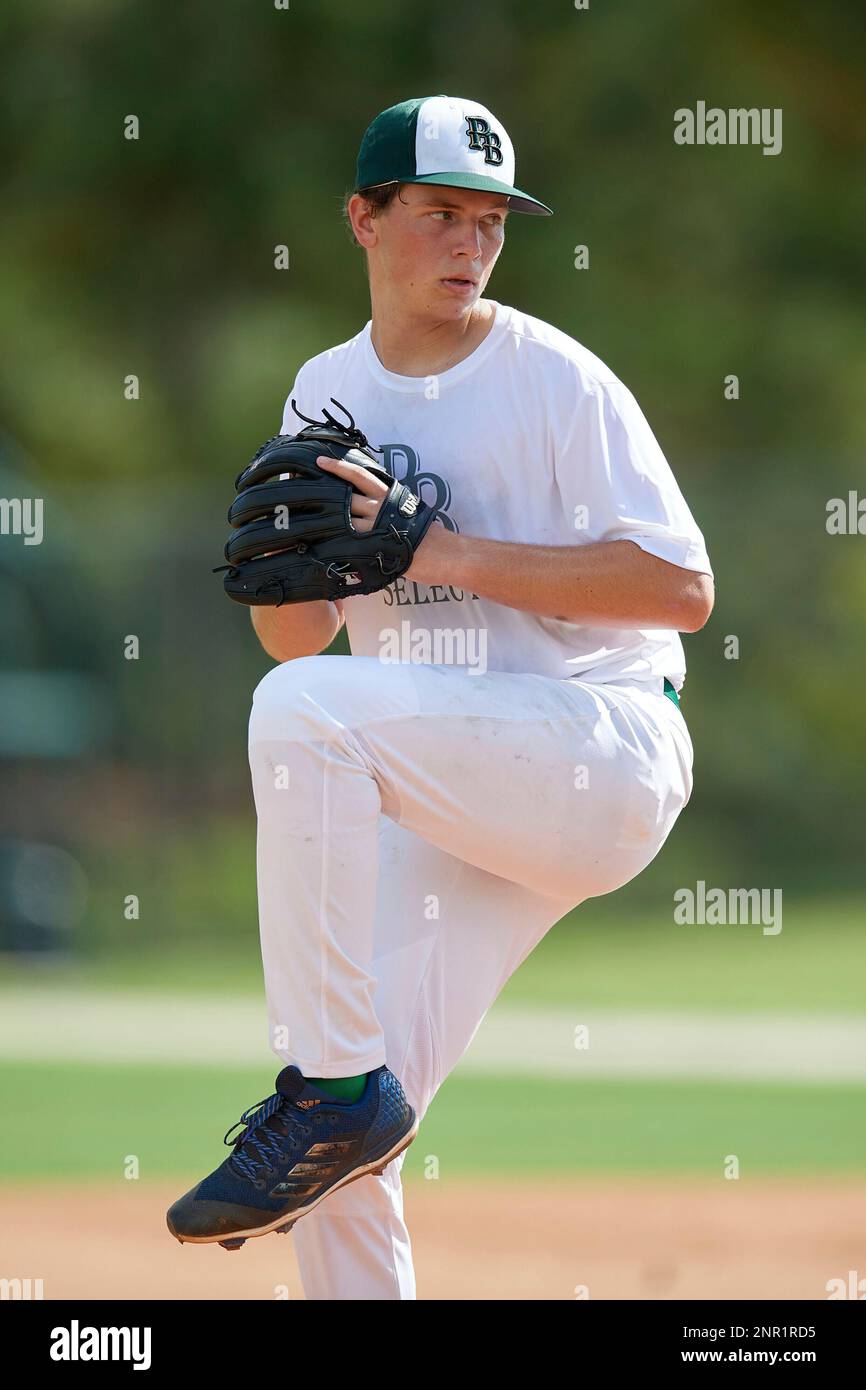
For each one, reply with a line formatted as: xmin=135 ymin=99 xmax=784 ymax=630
xmin=0 ymin=987 xmax=864 ymax=1082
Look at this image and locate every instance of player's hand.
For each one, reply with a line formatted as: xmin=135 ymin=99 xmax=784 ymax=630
xmin=316 ymin=454 xmax=389 ymax=533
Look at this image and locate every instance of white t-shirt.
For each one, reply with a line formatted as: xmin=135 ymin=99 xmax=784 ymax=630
xmin=280 ymin=301 xmax=713 ymax=691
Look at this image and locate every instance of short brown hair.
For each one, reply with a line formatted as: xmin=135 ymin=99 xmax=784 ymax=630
xmin=342 ymin=182 xmax=406 ymax=247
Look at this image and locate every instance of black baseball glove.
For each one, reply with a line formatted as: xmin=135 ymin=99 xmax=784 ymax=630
xmin=216 ymin=399 xmax=437 ymax=606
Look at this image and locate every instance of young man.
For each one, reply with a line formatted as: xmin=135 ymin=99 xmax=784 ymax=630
xmin=168 ymin=95 xmax=714 ymax=1299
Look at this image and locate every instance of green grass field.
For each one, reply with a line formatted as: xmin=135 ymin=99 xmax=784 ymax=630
xmin=4 ymin=889 xmax=865 ymax=1012
xmin=1 ymin=1060 xmax=863 ymax=1181
xmin=2 ymin=891 xmax=864 ymax=1183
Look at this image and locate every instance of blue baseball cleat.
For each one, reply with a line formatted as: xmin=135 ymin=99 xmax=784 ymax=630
xmin=166 ymin=1064 xmax=418 ymax=1249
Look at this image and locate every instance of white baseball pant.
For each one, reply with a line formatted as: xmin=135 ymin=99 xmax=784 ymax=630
xmin=247 ymin=654 xmax=694 ymax=1299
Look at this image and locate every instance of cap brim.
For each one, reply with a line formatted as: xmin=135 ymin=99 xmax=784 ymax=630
xmin=360 ymin=171 xmax=553 ymax=216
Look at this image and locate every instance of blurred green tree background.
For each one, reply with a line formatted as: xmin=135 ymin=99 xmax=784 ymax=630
xmin=1 ymin=0 xmax=864 ymax=960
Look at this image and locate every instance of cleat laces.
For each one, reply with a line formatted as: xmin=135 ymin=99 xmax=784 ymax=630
xmin=223 ymin=1091 xmax=311 ymax=1182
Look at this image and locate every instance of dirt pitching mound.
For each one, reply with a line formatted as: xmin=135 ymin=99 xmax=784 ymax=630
xmin=2 ymin=1175 xmax=861 ymax=1300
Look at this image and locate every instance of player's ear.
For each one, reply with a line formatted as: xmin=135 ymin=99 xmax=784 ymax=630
xmin=348 ymin=193 xmax=378 ymax=251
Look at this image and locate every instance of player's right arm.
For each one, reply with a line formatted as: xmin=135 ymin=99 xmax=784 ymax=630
xmin=250 ymin=598 xmax=345 ymax=662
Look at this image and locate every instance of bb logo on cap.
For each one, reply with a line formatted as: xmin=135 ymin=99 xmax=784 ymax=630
xmin=465 ymin=116 xmax=504 ymax=167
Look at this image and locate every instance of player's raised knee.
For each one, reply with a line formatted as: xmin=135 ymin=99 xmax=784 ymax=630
xmin=248 ymin=656 xmax=330 ymax=739
xmin=249 ymin=655 xmax=364 ymax=745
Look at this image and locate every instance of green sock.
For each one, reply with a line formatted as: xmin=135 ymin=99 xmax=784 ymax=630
xmin=305 ymin=1073 xmax=368 ymax=1103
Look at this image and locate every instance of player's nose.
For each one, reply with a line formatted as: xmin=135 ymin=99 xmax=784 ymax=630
xmin=451 ymin=221 xmax=486 ymax=259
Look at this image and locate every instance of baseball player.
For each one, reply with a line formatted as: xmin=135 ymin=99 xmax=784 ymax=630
xmin=167 ymin=95 xmax=714 ymax=1299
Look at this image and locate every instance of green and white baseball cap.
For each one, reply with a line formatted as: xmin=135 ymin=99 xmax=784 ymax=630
xmin=354 ymin=95 xmax=553 ymax=217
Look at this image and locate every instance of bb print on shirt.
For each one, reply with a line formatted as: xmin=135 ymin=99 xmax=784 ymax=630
xmin=376 ymin=438 xmax=481 ymax=611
